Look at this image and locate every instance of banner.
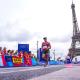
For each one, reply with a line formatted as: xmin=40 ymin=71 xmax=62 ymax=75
xmin=5 ymin=56 xmax=13 ymax=67
xmin=12 ymin=56 xmax=23 ymax=67
xmin=24 ymin=53 xmax=32 ymax=66
xmin=37 ymin=48 xmax=45 ymax=62
xmin=18 ymin=44 xmax=29 ymax=53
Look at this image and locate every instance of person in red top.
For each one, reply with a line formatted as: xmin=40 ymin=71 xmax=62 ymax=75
xmin=2 ymin=47 xmax=7 ymax=55
xmin=18 ymin=51 xmax=23 ymax=57
xmin=42 ymin=37 xmax=51 ymax=67
xmin=0 ymin=47 xmax=2 ymax=55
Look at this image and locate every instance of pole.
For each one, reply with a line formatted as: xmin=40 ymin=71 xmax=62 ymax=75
xmin=53 ymin=50 xmax=55 ymax=61
xmin=37 ymin=41 xmax=39 ymax=56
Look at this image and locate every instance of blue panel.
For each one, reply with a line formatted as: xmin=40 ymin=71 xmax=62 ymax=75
xmin=5 ymin=56 xmax=13 ymax=66
xmin=37 ymin=48 xmax=43 ymax=61
xmin=18 ymin=44 xmax=29 ymax=53
xmin=7 ymin=62 xmax=13 ymax=67
xmin=57 ymin=61 xmax=64 ymax=65
xmin=5 ymin=56 xmax=12 ymax=62
xmin=37 ymin=48 xmax=50 ymax=62
xmin=37 ymin=48 xmax=45 ymax=62
xmin=32 ymin=58 xmax=37 ymax=66
xmin=49 ymin=60 xmax=58 ymax=65
xmin=0 ymin=56 xmax=3 ymax=66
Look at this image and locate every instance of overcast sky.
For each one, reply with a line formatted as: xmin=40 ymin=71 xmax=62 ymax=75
xmin=0 ymin=0 xmax=80 ymax=59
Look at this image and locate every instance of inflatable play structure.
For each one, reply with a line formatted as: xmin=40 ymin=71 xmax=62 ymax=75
xmin=0 ymin=44 xmax=66 ymax=67
xmin=0 ymin=44 xmax=38 ymax=67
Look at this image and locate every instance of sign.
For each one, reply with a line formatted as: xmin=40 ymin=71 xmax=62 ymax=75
xmin=37 ymin=48 xmax=45 ymax=61
xmin=37 ymin=48 xmax=50 ymax=62
xmin=12 ymin=56 xmax=23 ymax=66
xmin=5 ymin=56 xmax=12 ymax=62
xmin=18 ymin=44 xmax=29 ymax=53
xmin=5 ymin=56 xmax=13 ymax=67
xmin=24 ymin=53 xmax=32 ymax=66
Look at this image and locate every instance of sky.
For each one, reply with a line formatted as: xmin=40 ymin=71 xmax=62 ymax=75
xmin=0 ymin=0 xmax=80 ymax=59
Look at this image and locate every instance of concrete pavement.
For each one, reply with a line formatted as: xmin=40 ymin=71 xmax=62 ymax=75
xmin=29 ymin=65 xmax=80 ymax=80
xmin=0 ymin=65 xmax=64 ymax=80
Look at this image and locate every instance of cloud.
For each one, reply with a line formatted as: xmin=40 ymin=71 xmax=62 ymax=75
xmin=0 ymin=22 xmax=34 ymax=42
xmin=6 ymin=30 xmax=32 ymax=42
xmin=50 ymin=33 xmax=72 ymax=43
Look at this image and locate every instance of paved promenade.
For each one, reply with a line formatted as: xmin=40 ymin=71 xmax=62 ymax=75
xmin=29 ymin=64 xmax=80 ymax=80
xmin=0 ymin=65 xmax=64 ymax=80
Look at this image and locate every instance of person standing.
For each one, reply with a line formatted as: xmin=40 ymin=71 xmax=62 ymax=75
xmin=0 ymin=47 xmax=2 ymax=55
xmin=41 ymin=37 xmax=51 ymax=67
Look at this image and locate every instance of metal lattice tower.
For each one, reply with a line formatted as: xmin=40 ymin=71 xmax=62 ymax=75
xmin=68 ymin=1 xmax=80 ymax=59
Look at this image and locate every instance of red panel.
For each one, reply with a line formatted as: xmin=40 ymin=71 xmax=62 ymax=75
xmin=24 ymin=54 xmax=32 ymax=66
xmin=2 ymin=55 xmax=6 ymax=66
